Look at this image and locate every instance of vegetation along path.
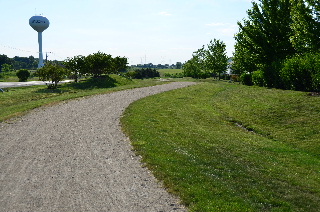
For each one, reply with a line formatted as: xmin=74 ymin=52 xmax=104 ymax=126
xmin=0 ymin=82 xmax=196 ymax=212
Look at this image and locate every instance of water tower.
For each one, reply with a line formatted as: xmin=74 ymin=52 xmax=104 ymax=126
xmin=29 ymin=15 xmax=50 ymax=68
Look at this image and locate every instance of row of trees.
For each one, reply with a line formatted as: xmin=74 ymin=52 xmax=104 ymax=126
xmin=36 ymin=51 xmax=128 ymax=88
xmin=183 ymin=39 xmax=229 ymax=79
xmin=233 ymin=0 xmax=320 ymax=91
xmin=64 ymin=51 xmax=127 ymax=82
xmin=0 ymin=55 xmax=40 ymax=71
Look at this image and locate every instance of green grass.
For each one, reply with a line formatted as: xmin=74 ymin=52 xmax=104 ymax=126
xmin=158 ymin=68 xmax=184 ymax=77
xmin=0 ymin=74 xmax=167 ymax=122
xmin=121 ymin=81 xmax=320 ymax=212
xmin=0 ymin=70 xmax=39 ymax=82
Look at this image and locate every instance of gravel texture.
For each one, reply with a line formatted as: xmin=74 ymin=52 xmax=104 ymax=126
xmin=0 ymin=82 xmax=196 ymax=212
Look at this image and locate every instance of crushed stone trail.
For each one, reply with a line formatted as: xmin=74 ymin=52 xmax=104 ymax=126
xmin=0 ymin=82 xmax=196 ymax=212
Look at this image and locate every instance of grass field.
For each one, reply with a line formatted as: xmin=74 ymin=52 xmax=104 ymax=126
xmin=0 ymin=75 xmax=167 ymax=122
xmin=0 ymin=70 xmax=38 ymax=82
xmin=121 ymin=81 xmax=320 ymax=211
xmin=157 ymin=68 xmax=184 ymax=77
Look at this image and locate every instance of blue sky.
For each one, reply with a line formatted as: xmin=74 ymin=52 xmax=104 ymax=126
xmin=0 ymin=0 xmax=253 ymax=65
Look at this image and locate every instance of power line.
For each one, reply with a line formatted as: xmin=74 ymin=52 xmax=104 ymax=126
xmin=0 ymin=43 xmax=37 ymax=54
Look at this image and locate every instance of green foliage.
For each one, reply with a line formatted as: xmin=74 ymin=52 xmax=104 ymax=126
xmin=290 ymin=0 xmax=320 ymax=53
xmin=183 ymin=39 xmax=228 ymax=79
xmin=64 ymin=55 xmax=86 ymax=82
xmin=125 ymin=68 xmax=160 ymax=79
xmin=205 ymin=39 xmax=229 ymax=79
xmin=0 ymin=55 xmax=12 ymax=72
xmin=1 ymin=64 xmax=13 ymax=73
xmin=64 ymin=52 xmax=128 ymax=79
xmin=176 ymin=62 xmax=182 ymax=69
xmin=280 ymin=53 xmax=320 ymax=91
xmin=234 ymin=0 xmax=295 ymax=87
xmin=183 ymin=55 xmax=206 ymax=78
xmin=16 ymin=69 xmax=30 ymax=82
xmin=233 ymin=0 xmax=320 ymax=91
xmin=112 ymin=56 xmax=128 ymax=73
xmin=84 ymin=51 xmax=114 ymax=77
xmin=240 ymin=73 xmax=253 ymax=86
xmin=251 ymin=70 xmax=264 ymax=86
xmin=35 ymin=63 xmax=69 ymax=89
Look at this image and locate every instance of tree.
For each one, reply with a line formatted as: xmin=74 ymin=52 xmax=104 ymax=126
xmin=16 ymin=69 xmax=30 ymax=82
xmin=0 ymin=55 xmax=12 ymax=72
xmin=112 ymin=56 xmax=128 ymax=73
xmin=176 ymin=62 xmax=182 ymax=69
xmin=85 ymin=51 xmax=113 ymax=77
xmin=234 ymin=0 xmax=295 ymax=87
xmin=35 ymin=63 xmax=69 ymax=88
xmin=64 ymin=55 xmax=86 ymax=82
xmin=205 ymin=39 xmax=228 ymax=79
xmin=1 ymin=64 xmax=13 ymax=73
xmin=183 ymin=54 xmax=207 ymax=78
xmin=290 ymin=0 xmax=320 ymax=53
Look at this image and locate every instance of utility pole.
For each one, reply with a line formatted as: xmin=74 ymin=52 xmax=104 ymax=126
xmin=45 ymin=52 xmax=53 ymax=63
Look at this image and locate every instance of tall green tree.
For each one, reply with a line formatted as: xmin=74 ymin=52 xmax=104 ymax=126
xmin=234 ymin=0 xmax=295 ymax=87
xmin=290 ymin=0 xmax=320 ymax=53
xmin=205 ymin=39 xmax=228 ymax=79
xmin=183 ymin=55 xmax=205 ymax=78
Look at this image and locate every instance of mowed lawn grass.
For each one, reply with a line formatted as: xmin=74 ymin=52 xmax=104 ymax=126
xmin=0 ymin=75 xmax=167 ymax=122
xmin=121 ymin=81 xmax=320 ymax=212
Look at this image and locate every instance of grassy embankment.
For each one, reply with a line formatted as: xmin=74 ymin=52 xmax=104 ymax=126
xmin=0 ymin=74 xmax=168 ymax=122
xmin=121 ymin=81 xmax=320 ymax=212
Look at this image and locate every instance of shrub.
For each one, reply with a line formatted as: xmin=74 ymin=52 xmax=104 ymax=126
xmin=16 ymin=69 xmax=30 ymax=82
xmin=252 ymin=70 xmax=265 ymax=87
xmin=280 ymin=53 xmax=320 ymax=91
xmin=240 ymin=73 xmax=253 ymax=86
xmin=35 ymin=63 xmax=69 ymax=89
xmin=128 ymin=68 xmax=160 ymax=79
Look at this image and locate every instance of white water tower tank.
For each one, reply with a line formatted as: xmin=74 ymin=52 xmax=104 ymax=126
xmin=29 ymin=15 xmax=50 ymax=68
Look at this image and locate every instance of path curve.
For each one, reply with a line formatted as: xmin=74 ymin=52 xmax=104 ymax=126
xmin=0 ymin=82 xmax=196 ymax=212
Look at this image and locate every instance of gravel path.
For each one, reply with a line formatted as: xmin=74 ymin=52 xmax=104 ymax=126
xmin=0 ymin=82 xmax=196 ymax=212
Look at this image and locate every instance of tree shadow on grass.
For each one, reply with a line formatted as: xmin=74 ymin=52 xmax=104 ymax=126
xmin=68 ymin=75 xmax=118 ymax=90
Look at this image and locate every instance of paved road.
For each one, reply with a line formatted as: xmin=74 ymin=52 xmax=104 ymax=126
xmin=0 ymin=80 xmax=73 ymax=89
xmin=0 ymin=82 xmax=195 ymax=212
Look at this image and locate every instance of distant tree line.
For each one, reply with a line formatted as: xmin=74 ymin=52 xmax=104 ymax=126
xmin=0 ymin=54 xmax=38 ymax=72
xmin=233 ymin=0 xmax=320 ymax=92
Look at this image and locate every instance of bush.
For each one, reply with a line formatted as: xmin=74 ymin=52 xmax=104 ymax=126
xmin=16 ymin=69 xmax=30 ymax=82
xmin=252 ymin=70 xmax=265 ymax=87
xmin=240 ymin=73 xmax=253 ymax=86
xmin=126 ymin=68 xmax=160 ymax=79
xmin=35 ymin=63 xmax=69 ymax=89
xmin=280 ymin=53 xmax=320 ymax=91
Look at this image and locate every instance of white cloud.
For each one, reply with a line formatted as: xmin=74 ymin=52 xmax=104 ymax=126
xmin=158 ymin=11 xmax=172 ymax=16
